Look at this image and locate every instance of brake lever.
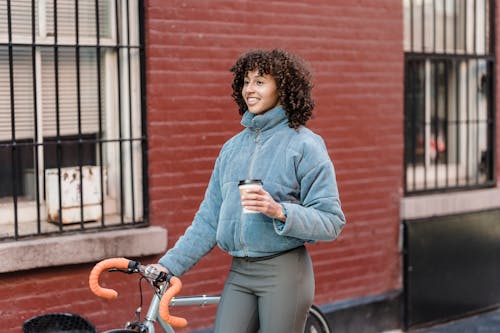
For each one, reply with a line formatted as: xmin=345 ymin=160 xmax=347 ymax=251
xmin=143 ymin=265 xmax=169 ymax=284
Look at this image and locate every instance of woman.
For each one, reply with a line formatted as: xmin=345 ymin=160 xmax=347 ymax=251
xmin=156 ymin=49 xmax=345 ymax=333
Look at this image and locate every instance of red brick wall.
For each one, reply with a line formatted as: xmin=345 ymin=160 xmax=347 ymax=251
xmin=1 ymin=1 xmax=404 ymax=332
xmin=147 ymin=0 xmax=404 ymax=331
xmin=0 ymin=264 xmax=151 ymax=332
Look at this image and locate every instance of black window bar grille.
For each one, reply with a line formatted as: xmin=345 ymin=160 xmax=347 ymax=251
xmin=403 ymin=0 xmax=495 ymax=195
xmin=0 ymin=0 xmax=148 ymax=241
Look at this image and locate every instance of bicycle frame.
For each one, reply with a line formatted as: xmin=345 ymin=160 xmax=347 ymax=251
xmin=141 ymin=285 xmax=220 ymax=333
xmin=141 ymin=283 xmax=169 ymax=333
xmin=91 ymin=258 xmax=331 ymax=333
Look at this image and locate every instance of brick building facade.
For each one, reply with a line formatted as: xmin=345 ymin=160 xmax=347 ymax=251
xmin=1 ymin=1 xmax=499 ymax=332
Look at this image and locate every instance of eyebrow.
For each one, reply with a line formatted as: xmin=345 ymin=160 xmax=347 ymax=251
xmin=244 ymin=71 xmax=265 ymax=79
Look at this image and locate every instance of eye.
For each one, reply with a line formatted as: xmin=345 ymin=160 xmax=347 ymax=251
xmin=243 ymin=79 xmax=250 ymax=85
xmin=256 ymin=80 xmax=264 ymax=86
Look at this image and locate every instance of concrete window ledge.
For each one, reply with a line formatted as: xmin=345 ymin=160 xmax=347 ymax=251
xmin=0 ymin=226 xmax=167 ymax=273
xmin=400 ymin=187 xmax=500 ymax=220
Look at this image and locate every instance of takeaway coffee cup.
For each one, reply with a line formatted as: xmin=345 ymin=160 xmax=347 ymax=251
xmin=238 ymin=179 xmax=263 ymax=214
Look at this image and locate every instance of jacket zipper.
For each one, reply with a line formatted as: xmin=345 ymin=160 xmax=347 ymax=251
xmin=246 ymin=128 xmax=260 ymax=177
xmin=240 ymin=127 xmax=261 ymax=257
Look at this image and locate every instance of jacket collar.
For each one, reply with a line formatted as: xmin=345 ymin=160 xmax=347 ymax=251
xmin=241 ymin=105 xmax=288 ymax=132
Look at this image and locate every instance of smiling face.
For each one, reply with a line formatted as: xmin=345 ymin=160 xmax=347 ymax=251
xmin=242 ymin=69 xmax=280 ymax=115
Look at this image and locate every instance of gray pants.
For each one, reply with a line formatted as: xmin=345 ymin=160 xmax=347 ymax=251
xmin=213 ymin=246 xmax=314 ymax=333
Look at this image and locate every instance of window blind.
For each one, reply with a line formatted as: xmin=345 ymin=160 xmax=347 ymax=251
xmin=0 ymin=0 xmax=110 ymax=141
xmin=0 ymin=47 xmax=35 ymax=141
xmin=0 ymin=1 xmax=34 ymax=42
xmin=41 ymin=47 xmax=101 ymax=137
xmin=43 ymin=0 xmax=111 ymax=42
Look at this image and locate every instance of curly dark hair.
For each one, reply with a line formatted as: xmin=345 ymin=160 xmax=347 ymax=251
xmin=230 ymin=49 xmax=315 ymax=129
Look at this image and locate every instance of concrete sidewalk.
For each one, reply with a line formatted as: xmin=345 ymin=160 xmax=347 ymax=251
xmin=384 ymin=307 xmax=500 ymax=333
xmin=413 ymin=308 xmax=500 ymax=333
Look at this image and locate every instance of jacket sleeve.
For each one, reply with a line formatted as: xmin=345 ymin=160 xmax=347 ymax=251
xmin=274 ymin=140 xmax=346 ymax=241
xmin=158 ymin=157 xmax=222 ymax=276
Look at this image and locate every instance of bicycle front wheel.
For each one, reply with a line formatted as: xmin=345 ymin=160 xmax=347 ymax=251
xmin=304 ymin=304 xmax=331 ymax=333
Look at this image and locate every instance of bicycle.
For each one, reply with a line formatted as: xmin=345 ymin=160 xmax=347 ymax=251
xmin=89 ymin=257 xmax=332 ymax=333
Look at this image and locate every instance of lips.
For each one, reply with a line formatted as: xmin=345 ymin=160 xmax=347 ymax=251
xmin=246 ymin=97 xmax=259 ymax=106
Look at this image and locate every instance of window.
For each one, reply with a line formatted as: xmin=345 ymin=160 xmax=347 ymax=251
xmin=403 ymin=0 xmax=495 ymax=194
xmin=0 ymin=0 xmax=147 ymax=240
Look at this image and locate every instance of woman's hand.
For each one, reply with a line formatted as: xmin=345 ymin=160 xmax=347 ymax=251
xmin=240 ymin=187 xmax=286 ymax=222
xmin=147 ymin=263 xmax=170 ymax=275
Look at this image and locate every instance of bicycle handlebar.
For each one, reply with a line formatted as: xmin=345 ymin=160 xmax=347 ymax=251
xmin=89 ymin=258 xmax=129 ymax=299
xmin=88 ymin=257 xmax=188 ymax=328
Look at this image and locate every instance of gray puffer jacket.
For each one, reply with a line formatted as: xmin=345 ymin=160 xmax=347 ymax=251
xmin=159 ymin=105 xmax=345 ymax=276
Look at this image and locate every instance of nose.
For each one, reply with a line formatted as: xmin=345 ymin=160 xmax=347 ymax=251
xmin=243 ymin=81 xmax=255 ymax=95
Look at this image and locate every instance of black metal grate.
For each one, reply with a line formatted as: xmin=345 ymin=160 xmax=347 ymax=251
xmin=0 ymin=0 xmax=148 ymax=240
xmin=403 ymin=0 xmax=495 ymax=194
